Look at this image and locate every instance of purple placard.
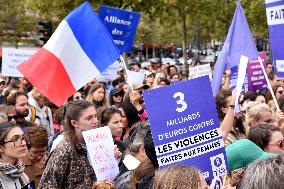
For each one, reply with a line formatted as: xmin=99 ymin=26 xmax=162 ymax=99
xmin=266 ymin=1 xmax=284 ymax=77
xmin=143 ymin=76 xmax=228 ymax=181
xmin=247 ymin=52 xmax=267 ymax=91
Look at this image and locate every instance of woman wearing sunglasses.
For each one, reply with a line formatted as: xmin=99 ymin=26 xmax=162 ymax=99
xmin=0 ymin=122 xmax=29 ymax=189
xmin=109 ymin=88 xmax=124 ymax=108
xmin=265 ymin=84 xmax=284 ymax=106
xmin=248 ymin=124 xmax=284 ymax=157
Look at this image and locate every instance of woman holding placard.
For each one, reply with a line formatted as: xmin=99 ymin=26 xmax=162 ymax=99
xmin=39 ymin=101 xmax=121 ymax=189
xmin=98 ymin=106 xmax=126 ymax=155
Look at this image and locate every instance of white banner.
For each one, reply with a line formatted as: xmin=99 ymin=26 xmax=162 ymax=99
xmin=266 ymin=4 xmax=284 ymax=25
xmin=2 ymin=48 xmax=38 ymax=77
xmin=82 ymin=127 xmax=119 ymax=181
xmin=126 ymin=70 xmax=145 ymax=86
xmin=189 ymin=64 xmax=212 ymax=81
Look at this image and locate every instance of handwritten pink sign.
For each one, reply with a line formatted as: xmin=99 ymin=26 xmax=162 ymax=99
xmin=82 ymin=127 xmax=119 ymax=181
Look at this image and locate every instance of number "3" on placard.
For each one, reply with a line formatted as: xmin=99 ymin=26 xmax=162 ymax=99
xmin=173 ymin=92 xmax=187 ymax=113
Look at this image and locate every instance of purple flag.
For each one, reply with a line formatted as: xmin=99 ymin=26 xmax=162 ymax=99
xmin=212 ymin=0 xmax=259 ymax=96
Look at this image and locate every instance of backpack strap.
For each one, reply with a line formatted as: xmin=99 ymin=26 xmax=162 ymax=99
xmin=30 ymin=106 xmax=36 ymax=123
xmin=45 ymin=107 xmax=50 ymax=125
xmin=30 ymin=105 xmax=50 ymax=125
xmin=45 ymin=107 xmax=49 ymax=117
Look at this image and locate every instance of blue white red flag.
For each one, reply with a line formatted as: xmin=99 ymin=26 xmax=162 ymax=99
xmin=17 ymin=2 xmax=120 ymax=106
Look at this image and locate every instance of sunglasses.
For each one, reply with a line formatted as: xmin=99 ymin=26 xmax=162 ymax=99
xmin=7 ymin=115 xmax=19 ymax=121
xmin=113 ymin=93 xmax=123 ymax=97
xmin=74 ymin=95 xmax=84 ymax=100
xmin=29 ymin=151 xmax=49 ymax=158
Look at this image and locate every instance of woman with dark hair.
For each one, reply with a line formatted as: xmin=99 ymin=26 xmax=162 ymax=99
xmin=97 ymin=106 xmax=126 ymax=154
xmin=169 ymin=73 xmax=180 ymax=83
xmin=215 ymin=89 xmax=232 ymax=121
xmin=118 ymin=107 xmax=130 ymax=140
xmin=67 ymin=91 xmax=84 ymax=102
xmin=248 ymin=124 xmax=284 ymax=157
xmin=109 ymin=88 xmax=124 ymax=107
xmin=0 ymin=122 xmax=29 ymax=188
xmin=215 ymin=89 xmax=246 ymax=145
xmin=39 ymin=101 xmax=98 ymax=188
xmin=86 ymin=83 xmax=107 ymax=108
xmin=266 ymin=84 xmax=284 ymax=106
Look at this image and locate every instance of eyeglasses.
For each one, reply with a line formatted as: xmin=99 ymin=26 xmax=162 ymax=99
xmin=1 ymin=136 xmax=26 ymax=147
xmin=29 ymin=151 xmax=48 ymax=158
xmin=268 ymin=139 xmax=284 ymax=149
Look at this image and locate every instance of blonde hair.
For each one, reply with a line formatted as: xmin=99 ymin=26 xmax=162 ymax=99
xmin=152 ymin=165 xmax=201 ymax=189
xmin=245 ymin=103 xmax=273 ymax=126
xmin=93 ymin=181 xmax=114 ymax=189
xmin=32 ymin=89 xmax=46 ymax=101
xmin=86 ymin=83 xmax=107 ymax=105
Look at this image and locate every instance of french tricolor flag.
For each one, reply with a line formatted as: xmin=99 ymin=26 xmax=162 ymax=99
xmin=17 ymin=2 xmax=120 ymax=106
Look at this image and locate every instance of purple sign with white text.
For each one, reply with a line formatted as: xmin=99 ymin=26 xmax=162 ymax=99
xmin=247 ymin=52 xmax=267 ymax=91
xmin=266 ymin=0 xmax=284 ymax=77
xmin=143 ymin=76 xmax=228 ymax=182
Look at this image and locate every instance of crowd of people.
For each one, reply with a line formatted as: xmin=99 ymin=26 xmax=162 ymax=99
xmin=0 ymin=60 xmax=283 ymax=189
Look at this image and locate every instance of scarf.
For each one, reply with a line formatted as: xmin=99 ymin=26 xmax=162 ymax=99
xmin=0 ymin=159 xmax=29 ymax=188
xmin=0 ymin=159 xmax=24 ymax=179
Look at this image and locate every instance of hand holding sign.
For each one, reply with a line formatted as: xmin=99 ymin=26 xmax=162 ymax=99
xmin=114 ymin=144 xmax=122 ymax=163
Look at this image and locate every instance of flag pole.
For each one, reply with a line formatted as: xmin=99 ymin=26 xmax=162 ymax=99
xmin=258 ymin=56 xmax=280 ymax=111
xmin=120 ymin=54 xmax=134 ymax=92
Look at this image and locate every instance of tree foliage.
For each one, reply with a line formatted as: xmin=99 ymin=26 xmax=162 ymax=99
xmin=0 ymin=0 xmax=268 ymax=48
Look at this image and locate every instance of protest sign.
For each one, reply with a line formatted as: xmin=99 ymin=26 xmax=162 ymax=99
xmin=2 ymin=48 xmax=37 ymax=77
xmin=230 ymin=65 xmax=248 ymax=92
xmin=189 ymin=64 xmax=212 ymax=81
xmin=247 ymin=52 xmax=267 ymax=91
xmin=126 ymin=70 xmax=145 ymax=86
xmin=82 ymin=127 xmax=119 ymax=181
xmin=99 ymin=5 xmax=140 ymax=53
xmin=143 ymin=76 xmax=228 ymax=181
xmin=266 ymin=0 xmax=284 ymax=77
xmin=234 ymin=56 xmax=249 ymax=113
